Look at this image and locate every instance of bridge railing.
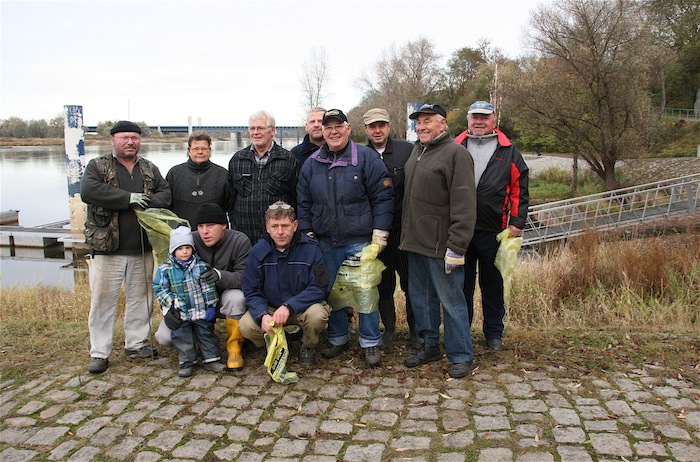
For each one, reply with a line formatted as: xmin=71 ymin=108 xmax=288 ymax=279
xmin=522 ymin=173 xmax=700 ymax=246
xmin=662 ymin=108 xmax=700 ymax=120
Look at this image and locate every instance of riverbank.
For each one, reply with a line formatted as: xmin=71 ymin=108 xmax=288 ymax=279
xmin=0 ymin=136 xmax=189 ymax=147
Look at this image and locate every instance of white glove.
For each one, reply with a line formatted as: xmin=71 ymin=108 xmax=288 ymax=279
xmin=372 ymin=229 xmax=389 ymax=247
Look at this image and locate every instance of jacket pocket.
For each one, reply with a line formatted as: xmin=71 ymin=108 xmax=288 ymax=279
xmin=232 ymin=173 xmax=253 ymax=197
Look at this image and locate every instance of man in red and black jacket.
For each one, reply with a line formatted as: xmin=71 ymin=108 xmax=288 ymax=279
xmin=455 ymin=101 xmax=529 ymax=352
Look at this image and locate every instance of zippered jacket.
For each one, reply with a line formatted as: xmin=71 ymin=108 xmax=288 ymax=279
xmin=368 ymin=137 xmax=413 ymax=232
xmin=455 ymin=129 xmax=530 ymax=231
xmin=166 ymin=159 xmax=229 ymax=230
xmin=153 ymin=253 xmax=219 ymax=321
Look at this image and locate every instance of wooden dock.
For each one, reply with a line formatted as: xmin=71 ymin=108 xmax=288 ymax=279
xmin=0 ymin=220 xmax=84 ymax=250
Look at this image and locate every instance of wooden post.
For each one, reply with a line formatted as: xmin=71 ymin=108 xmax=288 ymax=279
xmin=64 ymin=105 xmax=87 ymax=245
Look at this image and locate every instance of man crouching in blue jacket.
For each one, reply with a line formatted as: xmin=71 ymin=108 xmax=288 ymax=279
xmin=239 ymin=201 xmax=331 ymax=365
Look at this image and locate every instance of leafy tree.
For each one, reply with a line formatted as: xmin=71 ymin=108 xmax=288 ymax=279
xmin=0 ymin=117 xmax=28 ymax=138
xmin=504 ymin=0 xmax=654 ymax=190
xmin=48 ymin=115 xmax=64 ymax=138
xmin=96 ymin=121 xmax=115 ymax=136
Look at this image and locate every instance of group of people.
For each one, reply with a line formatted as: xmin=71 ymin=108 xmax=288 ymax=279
xmin=82 ymin=101 xmax=529 ymax=380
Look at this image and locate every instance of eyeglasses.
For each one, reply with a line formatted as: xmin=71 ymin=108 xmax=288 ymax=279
xmin=114 ymin=135 xmax=140 ymax=142
xmin=189 ymin=147 xmax=211 ymax=153
xmin=249 ymin=126 xmax=271 ymax=132
xmin=268 ymin=202 xmax=292 ymax=210
xmin=322 ymin=123 xmax=346 ymax=132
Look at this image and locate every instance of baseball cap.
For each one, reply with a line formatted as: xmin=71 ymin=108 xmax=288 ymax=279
xmin=468 ymin=101 xmax=495 ymax=115
xmin=363 ymin=108 xmax=390 ymax=125
xmin=322 ymin=109 xmax=348 ymax=125
xmin=408 ymin=103 xmax=447 ymax=120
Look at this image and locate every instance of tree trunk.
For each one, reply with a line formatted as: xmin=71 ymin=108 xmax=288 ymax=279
xmin=572 ymin=154 xmax=578 ymax=193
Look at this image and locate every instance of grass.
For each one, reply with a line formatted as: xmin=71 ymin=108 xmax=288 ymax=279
xmin=529 ymin=167 xmax=607 ymax=204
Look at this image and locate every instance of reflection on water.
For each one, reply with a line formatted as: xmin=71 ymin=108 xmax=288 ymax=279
xmin=0 ymin=139 xmax=300 ymax=288
xmin=0 ymin=246 xmax=89 ymax=290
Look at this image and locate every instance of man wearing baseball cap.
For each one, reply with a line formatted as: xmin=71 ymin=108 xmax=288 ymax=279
xmin=454 ymin=101 xmax=529 ymax=353
xmin=297 ymin=108 xmax=394 ymax=367
xmin=362 ymin=108 xmax=417 ymax=349
xmin=400 ymin=103 xmax=477 ymax=379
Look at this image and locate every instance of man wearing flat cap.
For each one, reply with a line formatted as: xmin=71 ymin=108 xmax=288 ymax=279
xmin=454 ymin=101 xmax=529 ymax=353
xmin=400 ymin=104 xmax=477 ymax=379
xmin=81 ymin=120 xmax=171 ymax=374
xmin=155 ymin=203 xmax=251 ymax=371
xmin=297 ymin=108 xmax=394 ymax=367
xmin=362 ymin=108 xmax=417 ymax=349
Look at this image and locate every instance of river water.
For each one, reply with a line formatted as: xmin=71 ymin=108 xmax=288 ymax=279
xmin=0 ymin=139 xmax=299 ymax=289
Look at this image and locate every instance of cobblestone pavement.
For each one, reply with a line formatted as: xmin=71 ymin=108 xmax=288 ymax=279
xmin=2 ymin=342 xmax=700 ymax=462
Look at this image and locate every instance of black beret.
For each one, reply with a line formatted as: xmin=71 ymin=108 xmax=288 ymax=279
xmin=110 ymin=120 xmax=142 ymax=135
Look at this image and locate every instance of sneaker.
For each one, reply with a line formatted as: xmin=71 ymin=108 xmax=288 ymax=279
xmin=321 ymin=342 xmax=350 ymax=359
xmin=364 ymin=346 xmax=382 ymax=367
xmin=486 ymin=338 xmax=503 ymax=352
xmin=178 ymin=366 xmax=194 ymax=377
xmin=448 ymin=361 xmax=474 ymax=378
xmin=379 ymin=330 xmax=395 ymax=350
xmin=298 ymin=343 xmax=317 ymax=365
xmin=404 ymin=344 xmax=442 ymax=368
xmin=88 ymin=357 xmax=108 ymax=374
xmin=125 ymin=346 xmax=158 ymax=359
xmin=202 ymin=361 xmax=225 ymax=373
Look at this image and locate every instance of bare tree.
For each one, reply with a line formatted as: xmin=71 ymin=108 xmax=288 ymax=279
xmin=504 ymin=0 xmax=653 ymax=190
xmin=299 ymin=47 xmax=330 ymax=114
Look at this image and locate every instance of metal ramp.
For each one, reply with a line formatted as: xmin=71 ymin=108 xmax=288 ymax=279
xmin=522 ymin=173 xmax=700 ymax=246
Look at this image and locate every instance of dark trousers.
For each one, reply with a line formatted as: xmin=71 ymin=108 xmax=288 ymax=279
xmin=377 ymin=231 xmax=415 ymax=335
xmin=463 ymin=230 xmax=506 ymax=340
xmin=171 ymin=319 xmax=221 ymax=369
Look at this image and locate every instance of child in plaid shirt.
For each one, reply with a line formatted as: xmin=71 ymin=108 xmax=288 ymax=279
xmin=153 ymin=226 xmax=225 ymax=377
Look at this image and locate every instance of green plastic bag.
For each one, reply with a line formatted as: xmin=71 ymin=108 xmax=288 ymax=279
xmin=135 ymin=208 xmax=189 ymax=265
xmin=495 ymin=228 xmax=523 ymax=305
xmin=328 ymin=243 xmax=386 ymax=314
xmin=263 ymin=322 xmax=299 ymax=384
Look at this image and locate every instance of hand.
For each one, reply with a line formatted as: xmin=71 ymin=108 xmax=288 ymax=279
xmin=261 ymin=314 xmax=274 ymax=334
xmin=205 ymin=307 xmax=216 ymax=322
xmin=444 ymin=248 xmax=465 ymax=274
xmin=201 ymin=264 xmax=221 ymax=284
xmin=508 ymin=225 xmax=522 ymax=238
xmin=163 ymin=307 xmax=182 ymax=330
xmin=129 ymin=193 xmax=150 ymax=208
xmin=271 ymin=304 xmax=291 ymax=327
xmin=371 ymin=229 xmax=389 ymax=247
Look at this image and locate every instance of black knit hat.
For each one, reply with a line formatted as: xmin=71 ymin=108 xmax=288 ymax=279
xmin=110 ymin=120 xmax=142 ymax=135
xmin=195 ymin=203 xmax=228 ymax=226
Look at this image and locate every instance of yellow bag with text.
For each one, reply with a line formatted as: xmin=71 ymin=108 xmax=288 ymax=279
xmin=263 ymin=322 xmax=299 ymax=385
xmin=494 ymin=228 xmax=523 ymax=305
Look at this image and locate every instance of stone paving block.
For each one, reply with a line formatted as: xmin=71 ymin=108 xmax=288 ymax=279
xmin=550 ymin=407 xmax=581 ymax=426
xmin=116 ymin=410 xmax=148 ymax=424
xmin=314 ymin=439 xmax=345 ymax=455
xmin=227 ymin=425 xmax=252 ymax=442
xmin=634 ymin=441 xmax=669 ymax=457
xmin=24 ymin=426 xmax=69 ymax=446
xmin=135 ymin=421 xmax=162 ymax=436
xmin=147 ymin=429 xmax=185 ymax=451
xmin=76 ymin=416 xmax=113 ymax=438
xmin=683 ymin=411 xmax=700 ymax=429
xmin=360 ymin=411 xmax=398 ymax=426
xmin=48 ymin=440 xmax=78 ymax=460
xmin=169 ymin=390 xmax=202 ymax=403
xmin=507 ymin=383 xmax=535 ymax=397
xmin=666 ymin=397 xmax=697 ymax=410
xmin=258 ymin=420 xmax=281 ymax=433
xmin=57 ymin=409 xmax=93 ymax=425
xmin=301 ymin=400 xmax=331 ymax=415
xmin=474 ymin=404 xmax=508 ymax=416
xmin=221 ymin=395 xmax=251 ymax=408
xmin=653 ymin=386 xmax=680 ymax=398
xmin=589 ymin=433 xmax=633 ymax=457
xmin=336 ymin=399 xmax=369 ymax=412
xmin=442 ymin=409 xmax=470 ymax=431
xmin=553 ymin=426 xmax=586 ymax=443
xmin=133 ymin=450 xmax=162 ymax=461
xmin=516 ymin=423 xmax=543 ymax=438
xmin=213 ymin=443 xmax=244 ymax=461
xmin=16 ymin=400 xmax=46 ymax=415
xmin=150 ymin=403 xmax=184 ymax=420
xmin=205 ymin=406 xmax=239 ymax=422
xmin=531 ymin=380 xmax=558 ymax=392
xmin=0 ymin=448 xmax=39 ymax=462
xmin=474 ymin=415 xmax=511 ymax=431
xmin=271 ymin=437 xmax=309 ymax=457
xmin=668 ymin=441 xmax=700 ymax=462
xmin=4 ymin=417 xmax=36 ymax=427
xmin=656 ymin=424 xmax=691 ymax=440
xmin=343 ymin=442 xmax=385 ymax=461
xmin=44 ymin=389 xmax=80 ymax=403
xmin=277 ymin=391 xmax=309 ymax=408
xmin=105 ymin=436 xmax=144 ymax=460
xmin=406 ymin=405 xmax=438 ymax=419
xmin=237 ymin=407 xmax=264 ymax=425
xmin=345 ymin=385 xmax=373 ymax=399
xmin=134 ymin=399 xmax=161 ymax=411
xmin=303 ymin=456 xmax=339 ymax=462
xmin=320 ymin=420 xmax=353 ymax=434
xmin=577 ymin=405 xmax=609 ymax=420
xmin=190 ymin=400 xmax=214 ymax=416
xmin=391 ymin=434 xmax=432 ymax=450
xmin=400 ymin=419 xmax=438 ymax=433
xmin=545 ymin=394 xmax=572 ymax=408
xmin=192 ymin=422 xmax=227 ymax=437
xmin=475 ymin=388 xmax=507 ymax=403
xmin=605 ymin=399 xmax=634 ymax=416
xmin=626 ymin=391 xmax=654 ymax=401
xmin=353 ymin=429 xmax=391 ymax=442
xmin=67 ymin=446 xmax=102 ymax=462
xmin=583 ymin=420 xmax=617 ymax=432
xmin=477 ymin=448 xmax=513 ymax=462
xmin=442 ymin=430 xmax=474 ymax=448
xmin=0 ymin=400 xmax=17 ymax=418
xmin=80 ymin=379 xmax=113 ymax=396
xmin=437 ymin=453 xmax=466 ymax=462
xmin=516 ymin=452 xmax=554 ymax=462
xmin=172 ymin=438 xmax=215 ymax=459
xmin=512 ymin=399 xmax=547 ymax=413
xmin=370 ymin=397 xmax=403 ymax=411
xmin=90 ymin=426 xmax=124 ymax=446
xmin=288 ymin=416 xmax=320 ymax=438
xmin=642 ymin=411 xmax=676 ymax=423
xmin=557 ymin=445 xmax=593 ymax=462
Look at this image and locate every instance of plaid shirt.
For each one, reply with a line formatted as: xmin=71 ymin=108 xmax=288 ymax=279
xmin=228 ymin=142 xmax=298 ymax=243
xmin=153 ymin=253 xmax=219 ymax=321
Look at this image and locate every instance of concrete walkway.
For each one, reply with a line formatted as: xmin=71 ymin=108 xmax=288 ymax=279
xmin=2 ymin=343 xmax=700 ymax=461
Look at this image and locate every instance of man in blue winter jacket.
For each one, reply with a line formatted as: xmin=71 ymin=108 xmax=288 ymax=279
xmin=296 ymin=109 xmax=394 ymax=367
xmin=239 ymin=201 xmax=331 ymax=365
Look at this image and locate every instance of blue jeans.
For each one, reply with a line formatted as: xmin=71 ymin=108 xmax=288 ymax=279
xmin=319 ymin=240 xmax=381 ymax=348
xmin=408 ymin=252 xmax=473 ymax=364
xmin=171 ymin=319 xmax=221 ymax=369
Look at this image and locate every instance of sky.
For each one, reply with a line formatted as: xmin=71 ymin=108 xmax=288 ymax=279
xmin=1 ymin=0 xmax=551 ymax=127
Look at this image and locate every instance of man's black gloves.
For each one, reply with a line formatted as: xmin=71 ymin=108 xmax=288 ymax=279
xmin=201 ymin=264 xmax=221 ymax=284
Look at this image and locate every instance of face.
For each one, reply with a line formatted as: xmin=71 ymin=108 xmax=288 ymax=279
xmin=322 ymin=119 xmax=351 ymax=152
xmin=415 ymin=114 xmax=447 ymax=144
xmin=188 ymin=139 xmax=211 ymax=164
xmin=305 ymin=110 xmax=325 ymax=144
xmin=364 ymin=121 xmax=391 ymax=150
xmin=197 ymin=223 xmax=226 ymax=247
xmin=111 ymin=132 xmax=141 ymax=160
xmin=249 ymin=117 xmax=275 ymax=153
xmin=468 ymin=113 xmax=497 ymax=136
xmin=266 ymin=216 xmax=298 ymax=249
xmin=174 ymin=245 xmax=193 ymax=262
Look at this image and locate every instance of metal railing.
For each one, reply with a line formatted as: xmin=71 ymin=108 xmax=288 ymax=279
xmin=662 ymin=108 xmax=700 ymax=120
xmin=522 ymin=173 xmax=700 ymax=246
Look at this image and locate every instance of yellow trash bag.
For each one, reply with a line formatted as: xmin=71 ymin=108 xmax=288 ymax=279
xmin=495 ymin=228 xmax=523 ymax=305
xmin=263 ymin=322 xmax=299 ymax=385
xmin=135 ymin=208 xmax=189 ymax=265
xmin=328 ymin=243 xmax=386 ymax=314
